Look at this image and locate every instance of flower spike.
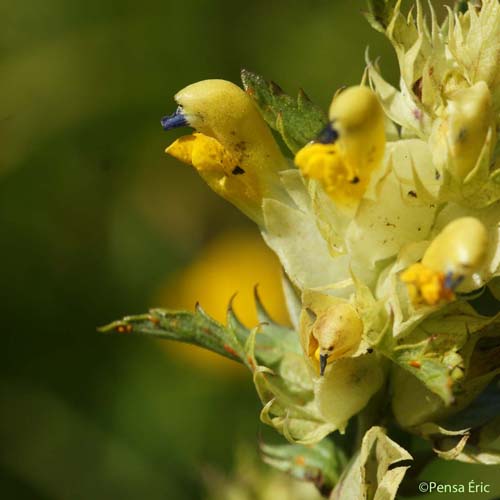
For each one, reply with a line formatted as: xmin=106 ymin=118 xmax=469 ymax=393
xmin=103 ymin=4 xmax=500 ymax=495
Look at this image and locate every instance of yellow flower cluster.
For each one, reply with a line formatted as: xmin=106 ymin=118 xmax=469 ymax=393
xmin=158 ymin=1 xmax=500 ymax=448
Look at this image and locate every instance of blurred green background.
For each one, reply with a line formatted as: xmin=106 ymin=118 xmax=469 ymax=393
xmin=1 ymin=1 xmax=499 ymax=499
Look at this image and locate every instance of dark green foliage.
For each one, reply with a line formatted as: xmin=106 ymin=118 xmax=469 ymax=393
xmin=241 ymin=69 xmax=328 ymax=153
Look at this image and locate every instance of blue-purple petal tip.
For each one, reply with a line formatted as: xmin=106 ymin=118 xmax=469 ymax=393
xmin=316 ymin=123 xmax=339 ymax=144
xmin=161 ymin=107 xmax=188 ymax=131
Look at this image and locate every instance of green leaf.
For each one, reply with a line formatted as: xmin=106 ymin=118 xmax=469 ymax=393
xmin=101 ymin=299 xmax=342 ymax=444
xmin=99 ymin=305 xmax=249 ymax=366
xmin=330 ymin=426 xmax=412 ymax=500
xmin=376 ymin=302 xmax=500 ymax=407
xmin=99 ymin=297 xmax=302 ymax=371
xmin=240 ymin=69 xmax=327 ymax=153
xmin=226 ymin=294 xmax=250 ymax=345
xmin=363 ymin=0 xmax=399 ymax=33
xmin=390 ymin=302 xmax=500 ymax=431
xmin=260 ymin=437 xmax=348 ymax=496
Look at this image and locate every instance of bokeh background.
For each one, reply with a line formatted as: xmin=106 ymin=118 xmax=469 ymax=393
xmin=1 ymin=1 xmax=499 ymax=499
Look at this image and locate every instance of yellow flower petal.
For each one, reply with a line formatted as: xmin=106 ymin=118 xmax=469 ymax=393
xmin=295 ymin=142 xmax=369 ymax=206
xmin=400 ymin=263 xmax=453 ymax=306
xmin=166 ymin=132 xmax=262 ymax=222
xmin=166 ymin=133 xmax=238 ymax=175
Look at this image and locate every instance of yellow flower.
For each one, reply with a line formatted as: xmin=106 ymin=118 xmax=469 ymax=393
xmin=401 ymin=217 xmax=489 ymax=306
xmin=294 ymin=86 xmax=386 ymax=207
xmin=162 ymin=79 xmax=289 ymax=224
xmin=431 ymin=82 xmax=495 ymax=180
xmin=304 ymin=303 xmax=363 ymax=376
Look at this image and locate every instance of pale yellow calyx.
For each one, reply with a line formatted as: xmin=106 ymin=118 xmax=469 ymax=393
xmin=302 ymin=301 xmax=363 ymax=376
xmin=166 ymin=132 xmax=261 ymax=220
xmin=401 ymin=217 xmax=489 ymax=306
xmin=431 ymin=82 xmax=495 ymax=179
xmin=295 ymin=86 xmax=385 ymax=207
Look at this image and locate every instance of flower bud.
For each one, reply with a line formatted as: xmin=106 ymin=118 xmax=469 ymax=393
xmin=401 ymin=217 xmax=488 ymax=306
xmin=422 ymin=217 xmax=488 ymax=276
xmin=431 ymin=82 xmax=495 ymax=180
xmin=301 ymin=297 xmax=363 ymax=376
